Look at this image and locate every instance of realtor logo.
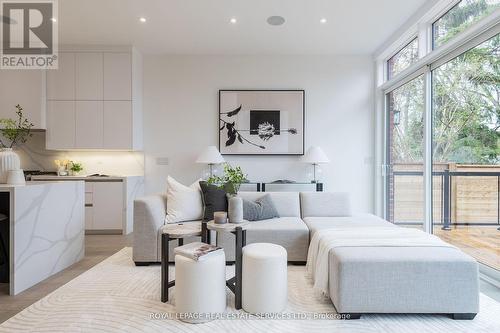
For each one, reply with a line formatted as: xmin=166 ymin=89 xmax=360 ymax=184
xmin=1 ymin=0 xmax=58 ymax=69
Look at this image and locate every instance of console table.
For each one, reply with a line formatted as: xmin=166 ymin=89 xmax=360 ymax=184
xmin=261 ymin=182 xmax=323 ymax=192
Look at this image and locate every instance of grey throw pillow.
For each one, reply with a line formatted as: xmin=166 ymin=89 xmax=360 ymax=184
xmin=242 ymin=194 xmax=279 ymax=221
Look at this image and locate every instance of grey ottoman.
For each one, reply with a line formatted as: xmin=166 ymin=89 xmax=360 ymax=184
xmin=328 ymin=246 xmax=479 ymax=320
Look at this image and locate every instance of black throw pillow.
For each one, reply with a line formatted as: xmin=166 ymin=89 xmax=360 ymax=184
xmin=199 ymin=181 xmax=228 ymax=221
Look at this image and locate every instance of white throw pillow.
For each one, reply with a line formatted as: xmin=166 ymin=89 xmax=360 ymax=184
xmin=165 ymin=176 xmax=203 ymax=223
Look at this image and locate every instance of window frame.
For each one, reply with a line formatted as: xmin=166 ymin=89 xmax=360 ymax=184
xmin=375 ymin=0 xmax=500 ymax=229
xmin=431 ymin=0 xmax=500 ymax=50
xmin=386 ymin=36 xmax=419 ymax=80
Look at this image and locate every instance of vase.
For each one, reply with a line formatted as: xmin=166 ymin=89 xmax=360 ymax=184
xmin=0 ymin=148 xmax=21 ymax=183
xmin=228 ymin=196 xmax=243 ymax=223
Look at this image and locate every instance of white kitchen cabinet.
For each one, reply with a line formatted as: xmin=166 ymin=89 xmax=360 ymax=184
xmin=31 ymin=175 xmax=144 ymax=234
xmin=47 ymin=53 xmax=75 ymax=100
xmin=76 ymin=53 xmax=103 ymax=100
xmin=92 ymin=182 xmax=124 ymax=230
xmin=45 ymin=47 xmax=142 ymax=150
xmin=0 ymin=70 xmax=45 ymax=129
xmin=85 ymin=207 xmax=94 ymax=230
xmin=103 ymin=101 xmax=132 ymax=149
xmin=46 ymin=101 xmax=75 ymax=149
xmin=75 ymin=101 xmax=103 ymax=148
xmin=103 ymin=53 xmax=132 ymax=100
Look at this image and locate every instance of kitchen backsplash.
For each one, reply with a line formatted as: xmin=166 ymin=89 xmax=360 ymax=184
xmin=15 ymin=132 xmax=144 ymax=176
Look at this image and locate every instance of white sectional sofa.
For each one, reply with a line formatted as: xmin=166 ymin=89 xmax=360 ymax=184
xmin=133 ymin=191 xmax=479 ymax=319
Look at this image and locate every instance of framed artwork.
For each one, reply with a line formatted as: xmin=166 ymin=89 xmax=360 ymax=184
xmin=218 ymin=90 xmax=305 ymax=155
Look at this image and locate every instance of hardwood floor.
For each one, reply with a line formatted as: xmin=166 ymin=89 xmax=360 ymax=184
xmin=0 ymin=234 xmax=133 ymax=324
xmin=433 ymin=226 xmax=500 ymax=271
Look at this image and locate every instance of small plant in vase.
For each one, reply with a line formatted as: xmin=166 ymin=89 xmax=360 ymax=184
xmin=207 ymin=163 xmax=247 ymax=195
xmin=0 ymin=105 xmax=34 ymax=183
xmin=208 ymin=163 xmax=247 ymax=223
xmin=54 ymin=159 xmax=70 ymax=176
xmin=69 ymin=161 xmax=83 ymax=176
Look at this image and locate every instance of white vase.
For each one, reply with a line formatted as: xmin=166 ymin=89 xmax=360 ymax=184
xmin=0 ymin=148 xmax=21 ymax=183
xmin=228 ymin=196 xmax=244 ymax=223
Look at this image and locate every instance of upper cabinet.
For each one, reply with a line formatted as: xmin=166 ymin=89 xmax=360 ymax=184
xmin=46 ymin=47 xmax=143 ymax=151
xmin=47 ymin=53 xmax=76 ymax=100
xmin=0 ymin=70 xmax=46 ymax=129
xmin=76 ymin=53 xmax=103 ymax=100
xmin=104 ymin=53 xmax=132 ymax=100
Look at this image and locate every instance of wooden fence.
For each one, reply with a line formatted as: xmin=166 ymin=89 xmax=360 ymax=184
xmin=392 ymin=163 xmax=500 ymax=225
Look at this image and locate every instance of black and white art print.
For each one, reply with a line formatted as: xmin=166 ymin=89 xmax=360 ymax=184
xmin=219 ymin=90 xmax=304 ymax=155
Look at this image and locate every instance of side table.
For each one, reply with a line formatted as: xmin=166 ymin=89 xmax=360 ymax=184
xmin=204 ymin=221 xmax=248 ymax=310
xmin=161 ymin=222 xmax=202 ymax=303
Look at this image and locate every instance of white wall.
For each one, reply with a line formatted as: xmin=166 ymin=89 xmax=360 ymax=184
xmin=143 ymin=55 xmax=375 ymax=212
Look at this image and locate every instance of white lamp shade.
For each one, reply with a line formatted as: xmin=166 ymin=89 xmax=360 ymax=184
xmin=196 ymin=146 xmax=225 ymax=164
xmin=302 ymin=146 xmax=330 ymax=164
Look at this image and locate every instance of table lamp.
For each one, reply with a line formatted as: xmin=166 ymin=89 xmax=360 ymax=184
xmin=196 ymin=146 xmax=225 ymax=178
xmin=302 ymin=146 xmax=329 ymax=183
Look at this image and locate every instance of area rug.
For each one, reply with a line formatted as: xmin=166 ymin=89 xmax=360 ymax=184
xmin=1 ymin=247 xmax=499 ymax=333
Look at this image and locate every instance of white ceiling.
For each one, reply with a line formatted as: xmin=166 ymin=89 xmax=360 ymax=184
xmin=58 ymin=0 xmax=430 ymax=55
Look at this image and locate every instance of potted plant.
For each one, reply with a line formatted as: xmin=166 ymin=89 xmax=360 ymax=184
xmin=0 ymin=105 xmax=33 ymax=183
xmin=69 ymin=161 xmax=83 ymax=176
xmin=207 ymin=163 xmax=247 ymax=195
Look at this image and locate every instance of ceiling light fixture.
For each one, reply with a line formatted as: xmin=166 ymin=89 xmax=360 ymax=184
xmin=320 ymin=18 xmax=327 ymax=24
xmin=230 ymin=18 xmax=237 ymax=24
xmin=267 ymin=16 xmax=285 ymax=26
xmin=139 ymin=17 xmax=147 ymax=23
xmin=50 ymin=17 xmax=57 ymax=22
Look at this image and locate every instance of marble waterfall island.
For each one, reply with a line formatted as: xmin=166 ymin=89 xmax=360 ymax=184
xmin=0 ymin=181 xmax=85 ymax=295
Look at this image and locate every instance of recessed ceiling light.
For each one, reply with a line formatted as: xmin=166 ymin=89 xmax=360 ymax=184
xmin=320 ymin=18 xmax=327 ymax=24
xmin=267 ymin=16 xmax=285 ymax=26
xmin=139 ymin=17 xmax=147 ymax=23
xmin=50 ymin=17 xmax=57 ymax=22
xmin=230 ymin=18 xmax=237 ymax=24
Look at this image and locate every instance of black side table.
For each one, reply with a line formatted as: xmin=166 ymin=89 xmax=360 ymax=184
xmin=205 ymin=221 xmax=248 ymax=310
xmin=160 ymin=223 xmax=202 ymax=303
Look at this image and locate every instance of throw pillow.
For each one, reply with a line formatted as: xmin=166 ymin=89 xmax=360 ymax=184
xmin=199 ymin=181 xmax=228 ymax=221
xmin=165 ymin=176 xmax=203 ymax=223
xmin=242 ymin=194 xmax=280 ymax=221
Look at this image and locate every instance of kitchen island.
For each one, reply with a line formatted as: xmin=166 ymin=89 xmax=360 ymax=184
xmin=0 ymin=181 xmax=84 ymax=295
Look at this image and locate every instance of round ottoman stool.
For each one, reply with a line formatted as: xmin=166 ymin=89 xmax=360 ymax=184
xmin=174 ymin=250 xmax=226 ymax=323
xmin=242 ymin=243 xmax=287 ymax=314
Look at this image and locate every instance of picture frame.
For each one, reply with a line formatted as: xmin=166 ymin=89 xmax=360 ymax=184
xmin=218 ymin=90 xmax=305 ymax=155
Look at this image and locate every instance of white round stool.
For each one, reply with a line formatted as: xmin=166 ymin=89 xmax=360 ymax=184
xmin=242 ymin=243 xmax=287 ymax=314
xmin=174 ymin=250 xmax=226 ymax=323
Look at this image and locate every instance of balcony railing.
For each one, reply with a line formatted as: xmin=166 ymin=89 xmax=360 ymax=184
xmin=390 ymin=167 xmax=500 ymax=228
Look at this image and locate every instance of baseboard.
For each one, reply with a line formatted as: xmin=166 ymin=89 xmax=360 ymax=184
xmin=479 ymin=263 xmax=500 ymax=288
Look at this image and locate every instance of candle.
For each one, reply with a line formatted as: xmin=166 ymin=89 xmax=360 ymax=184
xmin=214 ymin=211 xmax=227 ymax=224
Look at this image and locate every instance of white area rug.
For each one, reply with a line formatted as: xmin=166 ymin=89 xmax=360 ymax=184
xmin=1 ymin=247 xmax=499 ymax=333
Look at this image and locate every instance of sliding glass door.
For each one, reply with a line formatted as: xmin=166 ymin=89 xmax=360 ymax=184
xmin=386 ymin=76 xmax=425 ymax=229
xmin=431 ymin=34 xmax=500 ymax=271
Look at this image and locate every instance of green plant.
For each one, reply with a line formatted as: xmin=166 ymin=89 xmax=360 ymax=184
xmin=0 ymin=104 xmax=34 ymax=148
xmin=207 ymin=163 xmax=247 ymax=195
xmin=70 ymin=161 xmax=83 ymax=173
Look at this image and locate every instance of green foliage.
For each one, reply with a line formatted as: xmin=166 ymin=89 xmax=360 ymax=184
xmin=70 ymin=161 xmax=83 ymax=173
xmin=207 ymin=163 xmax=247 ymax=195
xmin=434 ymin=0 xmax=498 ymax=47
xmin=0 ymin=104 xmax=34 ymax=149
xmin=391 ymin=28 xmax=499 ymax=165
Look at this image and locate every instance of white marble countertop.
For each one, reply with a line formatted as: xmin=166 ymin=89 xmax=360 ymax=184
xmin=30 ymin=175 xmax=143 ymax=181
xmin=0 ymin=180 xmax=84 ymax=190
